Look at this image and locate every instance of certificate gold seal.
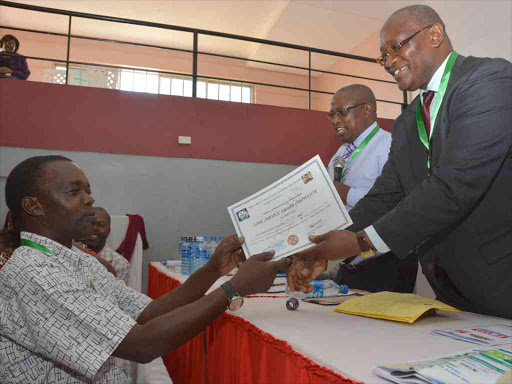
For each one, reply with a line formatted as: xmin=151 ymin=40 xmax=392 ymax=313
xmin=287 ymin=235 xmax=299 ymax=245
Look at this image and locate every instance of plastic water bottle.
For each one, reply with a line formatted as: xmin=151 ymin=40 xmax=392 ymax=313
xmin=192 ymin=237 xmax=205 ymax=273
xmin=201 ymin=236 xmax=211 ymax=267
xmin=207 ymin=236 xmax=217 ymax=259
xmin=285 ymin=279 xmax=348 ymax=299
xmin=180 ymin=237 xmax=191 ymax=275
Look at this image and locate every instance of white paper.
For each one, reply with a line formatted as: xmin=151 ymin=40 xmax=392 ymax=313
xmin=431 ymin=324 xmax=512 ymax=346
xmin=227 ymin=155 xmax=352 ymax=260
xmin=374 ymin=348 xmax=512 ymax=384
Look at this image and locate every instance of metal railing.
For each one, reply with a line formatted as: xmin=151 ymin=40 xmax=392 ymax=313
xmin=0 ymin=0 xmax=408 ymax=110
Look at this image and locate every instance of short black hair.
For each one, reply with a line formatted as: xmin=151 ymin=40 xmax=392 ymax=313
xmin=5 ymin=155 xmax=72 ymax=225
xmin=1 ymin=34 xmax=20 ymax=53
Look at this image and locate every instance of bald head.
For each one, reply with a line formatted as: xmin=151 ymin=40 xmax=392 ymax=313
xmin=334 ymin=85 xmax=377 ymax=119
xmin=329 ymin=84 xmax=377 ymax=143
xmin=379 ymin=5 xmax=453 ymax=91
xmin=385 ymin=5 xmax=445 ymax=31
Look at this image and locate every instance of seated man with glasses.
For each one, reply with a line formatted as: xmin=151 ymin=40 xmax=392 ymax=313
xmin=288 ymin=4 xmax=512 ymax=320
xmin=321 ymin=84 xmax=418 ymax=293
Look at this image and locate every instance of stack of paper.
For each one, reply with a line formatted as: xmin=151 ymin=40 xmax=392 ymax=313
xmin=432 ymin=324 xmax=512 ymax=346
xmin=333 ymin=291 xmax=461 ymax=323
xmin=374 ymin=348 xmax=512 ymax=384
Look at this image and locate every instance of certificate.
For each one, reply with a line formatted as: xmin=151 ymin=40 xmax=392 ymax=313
xmin=227 ymin=155 xmax=352 ymax=260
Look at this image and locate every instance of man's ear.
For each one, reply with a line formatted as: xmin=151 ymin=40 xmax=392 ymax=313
xmin=364 ymin=103 xmax=373 ymax=118
xmin=430 ymin=23 xmax=445 ymax=48
xmin=21 ymin=196 xmax=44 ymax=218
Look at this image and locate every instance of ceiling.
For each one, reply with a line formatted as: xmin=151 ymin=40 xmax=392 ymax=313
xmin=1 ymin=0 xmax=510 ymax=77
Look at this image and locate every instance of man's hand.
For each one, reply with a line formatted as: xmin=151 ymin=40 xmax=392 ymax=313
xmin=299 ymin=230 xmax=359 ymax=261
xmin=0 ymin=67 xmax=12 ymax=75
xmin=230 ymin=252 xmax=290 ymax=296
xmin=287 ymin=257 xmax=327 ymax=293
xmin=206 ymin=235 xmax=246 ymax=276
xmin=286 ymin=230 xmax=360 ymax=292
xmin=334 ymin=181 xmax=351 ymax=204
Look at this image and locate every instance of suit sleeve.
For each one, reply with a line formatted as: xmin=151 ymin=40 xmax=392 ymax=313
xmin=348 ymin=124 xmax=406 ymax=232
xmin=374 ymin=59 xmax=512 ymax=258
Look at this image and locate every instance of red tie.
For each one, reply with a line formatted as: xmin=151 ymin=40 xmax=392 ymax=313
xmin=422 ymin=91 xmax=435 ymax=140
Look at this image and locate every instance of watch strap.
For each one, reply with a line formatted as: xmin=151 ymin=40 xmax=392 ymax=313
xmin=356 ymin=231 xmax=376 ymax=259
xmin=220 ymin=281 xmax=238 ymax=301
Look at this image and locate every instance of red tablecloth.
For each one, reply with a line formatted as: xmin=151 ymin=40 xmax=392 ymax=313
xmin=148 ymin=263 xmax=359 ymax=384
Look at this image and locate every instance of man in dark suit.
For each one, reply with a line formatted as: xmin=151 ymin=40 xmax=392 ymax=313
xmin=287 ymin=4 xmax=512 ymax=319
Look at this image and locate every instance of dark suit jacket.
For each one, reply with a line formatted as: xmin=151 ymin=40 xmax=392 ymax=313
xmin=334 ymin=251 xmax=418 ymax=293
xmin=348 ymin=54 xmax=512 ymax=319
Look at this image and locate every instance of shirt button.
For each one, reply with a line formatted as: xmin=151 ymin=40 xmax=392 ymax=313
xmin=427 ymin=264 xmax=433 ymax=271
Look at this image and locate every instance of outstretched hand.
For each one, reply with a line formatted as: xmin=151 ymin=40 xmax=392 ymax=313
xmin=230 ymin=252 xmax=291 ymax=297
xmin=286 ymin=257 xmax=327 ymax=293
xmin=207 ymin=235 xmax=246 ymax=276
xmin=286 ymin=230 xmax=360 ymax=293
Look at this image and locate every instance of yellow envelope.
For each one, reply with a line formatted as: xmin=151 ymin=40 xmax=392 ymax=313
xmin=333 ymin=291 xmax=461 ymax=323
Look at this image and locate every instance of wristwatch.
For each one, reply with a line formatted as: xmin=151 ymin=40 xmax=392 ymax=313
xmin=220 ymin=281 xmax=244 ymax=311
xmin=356 ymin=231 xmax=377 ymax=259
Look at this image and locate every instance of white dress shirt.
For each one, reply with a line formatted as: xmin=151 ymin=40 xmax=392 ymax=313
xmin=99 ymin=244 xmax=131 ymax=285
xmin=327 ymin=122 xmax=392 ymax=211
xmin=325 ymin=122 xmax=391 ymax=271
xmin=366 ymin=51 xmax=455 ymax=253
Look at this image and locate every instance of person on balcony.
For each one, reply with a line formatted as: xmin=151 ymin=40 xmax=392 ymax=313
xmin=0 ymin=34 xmax=31 ymax=80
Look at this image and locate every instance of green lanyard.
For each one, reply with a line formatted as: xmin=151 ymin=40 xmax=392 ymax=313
xmin=21 ymin=238 xmax=97 ymax=291
xmin=21 ymin=239 xmax=56 ymax=256
xmin=341 ymin=124 xmax=380 ymax=179
xmin=416 ymin=51 xmax=458 ymax=167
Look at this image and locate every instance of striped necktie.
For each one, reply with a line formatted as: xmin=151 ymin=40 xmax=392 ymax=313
xmin=422 ymin=90 xmax=435 ymax=140
xmin=340 ymin=143 xmax=356 ymax=182
xmin=342 ymin=143 xmax=356 ymax=163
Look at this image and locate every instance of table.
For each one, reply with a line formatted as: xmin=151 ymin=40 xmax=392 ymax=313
xmin=148 ymin=262 xmax=512 ymax=384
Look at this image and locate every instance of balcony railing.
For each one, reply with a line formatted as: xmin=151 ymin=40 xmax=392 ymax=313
xmin=0 ymin=0 xmax=407 ymax=111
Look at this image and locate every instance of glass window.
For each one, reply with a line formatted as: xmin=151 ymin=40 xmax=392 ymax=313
xmin=219 ymin=84 xmax=230 ymax=101
xmin=160 ymin=77 xmax=171 ymax=95
xmin=171 ymin=78 xmax=184 ymax=96
xmin=120 ymin=70 xmax=134 ymax=91
xmin=53 ymin=63 xmax=253 ymax=103
xmin=146 ymin=73 xmax=159 ymax=94
xmin=242 ymin=87 xmax=251 ymax=103
xmin=197 ymin=81 xmax=206 ymax=98
xmin=184 ymin=79 xmax=193 ymax=97
xmin=231 ymin=85 xmax=242 ymax=102
xmin=207 ymin=82 xmax=219 ymax=100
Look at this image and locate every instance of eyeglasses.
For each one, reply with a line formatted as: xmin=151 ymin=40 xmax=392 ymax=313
xmin=376 ymin=25 xmax=432 ymax=66
xmin=328 ymin=102 xmax=367 ymax=121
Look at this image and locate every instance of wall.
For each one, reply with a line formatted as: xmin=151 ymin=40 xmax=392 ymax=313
xmin=312 ymin=31 xmax=403 ymax=119
xmin=0 ymin=146 xmax=297 ymax=294
xmin=0 ymin=28 xmax=316 ymax=110
xmin=0 ymin=80 xmax=394 ymax=292
xmin=0 ymin=26 xmax=403 ymax=115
